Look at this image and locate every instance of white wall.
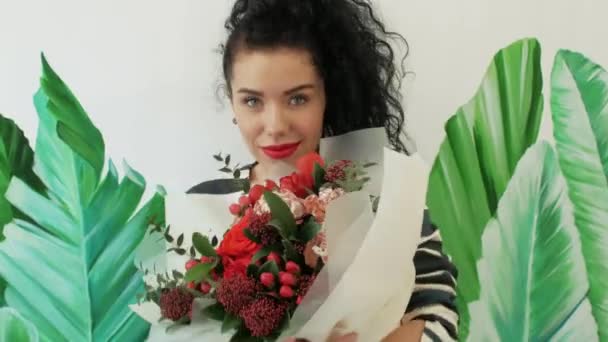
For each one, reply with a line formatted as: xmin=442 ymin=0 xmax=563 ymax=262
xmin=1 ymin=0 xmax=607 ymax=193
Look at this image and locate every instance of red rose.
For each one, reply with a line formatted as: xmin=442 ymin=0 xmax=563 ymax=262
xmin=223 ymin=256 xmax=251 ymax=279
xmin=280 ymin=173 xmax=307 ymax=198
xmin=296 ymin=152 xmax=325 ymax=190
xmin=279 ymin=153 xmax=325 ymax=198
xmin=217 ymin=211 xmax=261 ymax=278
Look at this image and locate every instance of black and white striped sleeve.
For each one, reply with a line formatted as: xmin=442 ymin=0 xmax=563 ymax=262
xmin=402 ymin=210 xmax=459 ymax=341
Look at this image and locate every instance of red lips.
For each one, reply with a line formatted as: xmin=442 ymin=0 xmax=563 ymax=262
xmin=261 ymin=142 xmax=301 ymax=159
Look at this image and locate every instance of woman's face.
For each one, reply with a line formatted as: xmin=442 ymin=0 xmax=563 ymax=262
xmin=230 ymin=47 xmax=325 ymax=177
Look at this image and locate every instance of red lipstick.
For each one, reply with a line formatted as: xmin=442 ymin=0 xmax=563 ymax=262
xmin=261 ymin=142 xmax=301 ymax=159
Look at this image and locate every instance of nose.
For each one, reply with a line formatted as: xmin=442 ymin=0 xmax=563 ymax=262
xmin=264 ymin=103 xmax=289 ymax=137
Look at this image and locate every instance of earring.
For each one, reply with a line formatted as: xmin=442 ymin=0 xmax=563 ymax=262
xmin=232 ymin=118 xmax=237 ymax=125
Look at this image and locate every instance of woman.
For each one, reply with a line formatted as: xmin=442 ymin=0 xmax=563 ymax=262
xmin=198 ymin=0 xmax=458 ymax=340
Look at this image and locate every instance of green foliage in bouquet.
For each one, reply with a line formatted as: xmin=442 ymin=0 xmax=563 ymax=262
xmin=427 ymin=38 xmax=608 ymax=340
xmin=0 ymin=55 xmax=165 ymax=341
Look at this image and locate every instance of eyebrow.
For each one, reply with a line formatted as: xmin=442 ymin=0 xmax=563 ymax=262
xmin=236 ymin=84 xmax=315 ymax=96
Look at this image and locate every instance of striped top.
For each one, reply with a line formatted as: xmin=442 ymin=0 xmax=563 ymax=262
xmin=404 ymin=210 xmax=459 ymax=341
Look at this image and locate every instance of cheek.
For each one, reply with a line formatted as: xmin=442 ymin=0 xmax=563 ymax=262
xmin=295 ymin=108 xmax=324 ymax=142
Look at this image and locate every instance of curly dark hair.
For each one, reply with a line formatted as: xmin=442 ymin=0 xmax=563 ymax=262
xmin=221 ymin=0 xmax=410 ymax=153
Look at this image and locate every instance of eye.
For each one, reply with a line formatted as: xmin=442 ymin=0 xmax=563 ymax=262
xmin=243 ymin=96 xmax=260 ymax=108
xmin=289 ymin=94 xmax=308 ymax=106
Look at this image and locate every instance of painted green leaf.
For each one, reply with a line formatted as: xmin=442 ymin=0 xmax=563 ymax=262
xmin=425 ymin=38 xmax=543 ymax=336
xmin=40 ymin=54 xmax=105 ymax=174
xmin=0 ymin=113 xmax=47 ymax=305
xmin=0 ymin=307 xmax=39 ymax=342
xmin=0 ymin=56 xmax=165 ymax=341
xmin=0 ymin=113 xmax=46 ymax=239
xmin=468 ymin=142 xmax=598 ymax=341
xmin=551 ymin=49 xmax=608 ymax=340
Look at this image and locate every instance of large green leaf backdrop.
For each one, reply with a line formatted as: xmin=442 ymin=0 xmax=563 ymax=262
xmin=427 ymin=38 xmax=608 ymax=340
xmin=0 ymin=38 xmax=606 ymax=341
xmin=0 ymin=55 xmax=165 ymax=341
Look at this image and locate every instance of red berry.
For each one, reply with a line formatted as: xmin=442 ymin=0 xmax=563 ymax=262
xmin=267 ymin=252 xmax=282 ymax=264
xmin=185 ymin=259 xmax=199 ymax=270
xmin=265 ymin=179 xmax=277 ymax=190
xmin=279 ymin=272 xmax=298 ymax=286
xmin=239 ymin=195 xmax=251 ymax=207
xmin=296 ymin=296 xmax=303 ymax=305
xmin=279 ymin=285 xmax=294 ymax=298
xmin=248 ymin=184 xmax=266 ymax=203
xmin=229 ymin=203 xmax=241 ymax=216
xmin=285 ymin=261 xmax=301 ymax=274
xmin=200 ymin=256 xmax=214 ymax=264
xmin=199 ymin=282 xmax=212 ymax=294
xmin=260 ymin=272 xmax=275 ymax=288
xmin=187 ymin=282 xmax=196 ymax=289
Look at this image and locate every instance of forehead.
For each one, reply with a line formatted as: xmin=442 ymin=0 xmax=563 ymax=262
xmin=230 ymin=47 xmax=321 ymax=91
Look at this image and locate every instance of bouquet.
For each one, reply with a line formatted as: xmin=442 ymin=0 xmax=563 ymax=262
xmin=138 ymin=152 xmax=376 ymax=340
xmin=132 ymin=128 xmax=430 ymax=341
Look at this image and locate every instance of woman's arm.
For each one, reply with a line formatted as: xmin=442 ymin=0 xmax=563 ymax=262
xmin=396 ymin=210 xmax=459 ymax=341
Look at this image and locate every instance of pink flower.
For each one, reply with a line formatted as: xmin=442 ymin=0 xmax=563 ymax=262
xmin=319 ymin=187 xmax=345 ymax=204
xmin=254 ymin=190 xmax=306 ymax=219
xmin=303 ymin=188 xmax=345 ymax=223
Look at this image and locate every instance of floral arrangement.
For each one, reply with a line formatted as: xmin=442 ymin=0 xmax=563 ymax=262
xmin=139 ymin=152 xmax=375 ymax=341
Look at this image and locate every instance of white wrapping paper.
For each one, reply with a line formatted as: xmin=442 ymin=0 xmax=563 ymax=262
xmin=132 ymin=128 xmax=430 ymax=341
xmin=280 ymin=147 xmax=428 ymax=341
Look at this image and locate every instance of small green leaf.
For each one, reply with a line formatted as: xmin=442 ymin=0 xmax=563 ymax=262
xmin=229 ymin=327 xmax=263 ymax=342
xmin=189 ymin=246 xmax=196 ymax=258
xmin=176 ymin=233 xmax=184 ymax=247
xmin=192 ymin=232 xmax=218 ymax=257
xmin=258 ymin=260 xmax=280 ymax=278
xmin=165 ymin=316 xmax=190 ymax=333
xmin=172 ymin=270 xmax=184 ymax=280
xmin=296 ymin=217 xmax=322 ymax=242
xmin=247 ymin=264 xmax=260 ymax=278
xmin=233 ymin=169 xmax=241 ymax=179
xmin=243 ymin=228 xmax=261 ymax=243
xmin=203 ymin=303 xmax=226 ymax=321
xmin=213 ymin=154 xmax=223 ymax=162
xmin=184 ymin=261 xmax=216 ymax=283
xmin=164 ymin=233 xmax=174 ymax=243
xmin=251 ymin=246 xmax=273 ymax=264
xmin=175 ymin=248 xmax=186 ymax=256
xmin=187 ymin=178 xmax=250 ymax=195
xmin=313 ymin=163 xmax=326 ymax=192
xmin=212 ymin=236 xmax=219 ymax=247
xmin=219 ymin=167 xmax=232 ymax=173
xmin=222 ymin=313 xmax=242 ymax=333
xmin=225 ymin=155 xmax=231 ymax=166
xmin=371 ymin=196 xmax=380 ymax=213
xmin=264 ymin=191 xmax=296 ymax=237
xmin=268 ymin=309 xmax=291 ymax=340
xmin=363 ymin=162 xmax=377 ymax=168
xmin=283 ymin=240 xmax=303 ymax=264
